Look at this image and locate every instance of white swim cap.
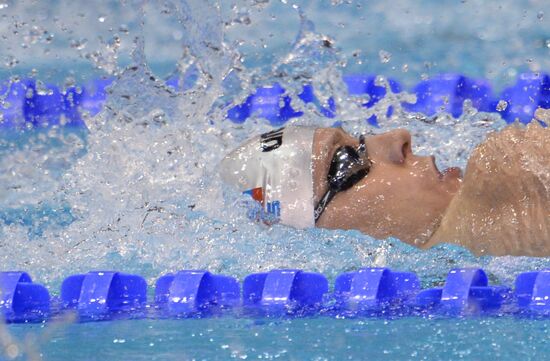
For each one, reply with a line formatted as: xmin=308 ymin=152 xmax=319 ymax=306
xmin=220 ymin=126 xmax=316 ymax=228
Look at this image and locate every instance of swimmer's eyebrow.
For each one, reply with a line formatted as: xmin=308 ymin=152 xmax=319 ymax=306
xmin=330 ymin=127 xmax=353 ymax=146
xmin=320 ymin=129 xmax=367 ymax=179
xmin=312 ymin=127 xmax=368 ymax=202
xmin=313 ymin=128 xmax=343 ymax=158
xmin=315 ymin=127 xmax=365 ymax=167
xmin=328 ymin=128 xmax=361 ymax=153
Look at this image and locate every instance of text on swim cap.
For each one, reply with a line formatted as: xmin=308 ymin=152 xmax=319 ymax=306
xmin=260 ymin=127 xmax=284 ymax=152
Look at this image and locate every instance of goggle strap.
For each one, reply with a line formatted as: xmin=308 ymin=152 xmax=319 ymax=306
xmin=314 ymin=188 xmax=336 ymax=222
xmin=358 ymin=134 xmax=366 ymax=155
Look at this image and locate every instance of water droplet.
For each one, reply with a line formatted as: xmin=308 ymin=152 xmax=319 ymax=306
xmin=4 ymin=55 xmax=18 ymax=68
xmin=0 ymin=3 xmax=8 ymax=9
xmin=64 ymin=77 xmax=77 ymax=88
xmin=172 ymin=30 xmax=183 ymax=41
xmin=374 ymin=75 xmax=387 ymax=87
xmin=119 ymin=24 xmax=129 ymax=34
xmin=288 ymin=180 xmax=298 ymax=191
xmin=537 ymin=11 xmax=544 ymax=20
xmin=402 ymin=64 xmax=409 ymax=72
xmin=378 ymin=49 xmax=391 ymax=64
xmin=496 ymin=100 xmax=508 ymax=112
xmin=70 ymin=38 xmax=88 ymax=50
xmin=6 ymin=344 xmax=19 ymax=358
xmin=98 ymin=16 xmax=106 ymax=23
xmin=253 ymin=0 xmax=270 ymax=6
xmin=289 ymin=168 xmax=300 ymax=177
xmin=233 ymin=11 xmax=251 ymax=26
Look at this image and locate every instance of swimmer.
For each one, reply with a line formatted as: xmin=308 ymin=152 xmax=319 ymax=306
xmin=221 ymin=108 xmax=550 ymax=257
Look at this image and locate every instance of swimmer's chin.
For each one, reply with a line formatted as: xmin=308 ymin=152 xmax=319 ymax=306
xmin=403 ymin=216 xmax=444 ymax=248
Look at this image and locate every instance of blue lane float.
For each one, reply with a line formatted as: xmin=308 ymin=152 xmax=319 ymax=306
xmin=0 ymin=78 xmax=113 ymax=130
xmin=4 ymin=79 xmax=85 ymax=128
xmin=404 ymin=74 xmax=493 ymax=118
xmin=60 ymin=271 xmax=147 ymax=320
xmin=333 ymin=267 xmax=419 ymax=315
xmin=1 ymin=267 xmax=549 ymax=323
xmin=515 ymin=269 xmax=550 ymax=314
xmin=0 ymin=81 xmax=27 ymax=128
xmin=496 ymin=73 xmax=550 ymax=125
xmin=23 ymin=81 xmax=68 ymax=127
xmin=154 ymin=270 xmax=240 ymax=317
xmin=243 ymin=269 xmax=328 ymax=316
xmin=0 ymin=271 xmax=50 ymax=323
xmin=414 ymin=268 xmax=512 ymax=314
xmin=1 ymin=73 xmax=549 ymax=129
xmin=297 ymin=84 xmax=336 ymax=119
xmin=343 ymin=75 xmax=402 ymax=126
xmin=227 ymin=83 xmax=304 ymax=125
xmin=227 ymin=76 xmax=401 ymax=126
xmin=67 ymin=78 xmax=114 ymax=118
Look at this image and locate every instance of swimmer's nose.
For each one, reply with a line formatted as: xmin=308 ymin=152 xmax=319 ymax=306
xmin=366 ymin=129 xmax=412 ymax=165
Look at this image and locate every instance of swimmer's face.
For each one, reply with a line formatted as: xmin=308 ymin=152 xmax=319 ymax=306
xmin=312 ymin=128 xmax=462 ymax=245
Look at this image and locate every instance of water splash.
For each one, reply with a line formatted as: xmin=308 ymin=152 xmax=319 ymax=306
xmin=0 ymin=0 xmax=544 ymax=289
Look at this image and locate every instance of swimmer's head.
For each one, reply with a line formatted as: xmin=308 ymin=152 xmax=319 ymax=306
xmin=313 ymin=127 xmax=461 ymax=244
xmin=220 ymin=127 xmax=318 ymax=228
xmin=221 ymin=126 xmax=461 ymax=244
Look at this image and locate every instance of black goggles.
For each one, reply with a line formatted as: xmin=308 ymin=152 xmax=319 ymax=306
xmin=314 ymin=134 xmax=372 ymax=222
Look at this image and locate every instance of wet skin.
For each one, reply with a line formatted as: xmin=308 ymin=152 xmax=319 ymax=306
xmin=312 ymin=128 xmax=462 ymax=245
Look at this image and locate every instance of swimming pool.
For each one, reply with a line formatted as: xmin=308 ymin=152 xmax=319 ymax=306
xmin=6 ymin=317 xmax=548 ymax=360
xmin=1 ymin=0 xmax=549 ymax=360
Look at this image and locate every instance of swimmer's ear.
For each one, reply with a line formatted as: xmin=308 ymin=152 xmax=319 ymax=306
xmin=534 ymin=108 xmax=550 ymax=123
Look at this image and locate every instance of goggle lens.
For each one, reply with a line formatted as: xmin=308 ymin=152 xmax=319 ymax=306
xmin=314 ymin=135 xmax=371 ymax=222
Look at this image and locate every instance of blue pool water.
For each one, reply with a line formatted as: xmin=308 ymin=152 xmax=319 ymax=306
xmin=6 ymin=317 xmax=549 ymax=360
xmin=1 ymin=0 xmax=549 ymax=360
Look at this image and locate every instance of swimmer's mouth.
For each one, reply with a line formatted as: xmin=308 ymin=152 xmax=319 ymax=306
xmin=431 ymin=156 xmax=463 ymax=180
